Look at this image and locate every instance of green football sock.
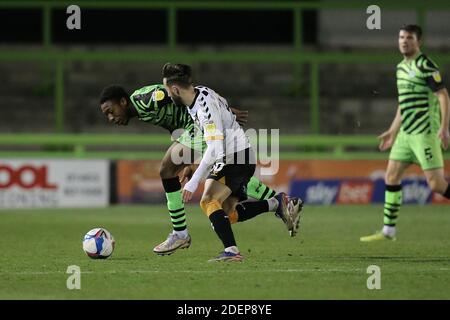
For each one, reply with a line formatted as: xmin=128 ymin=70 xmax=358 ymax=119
xmin=383 ymin=184 xmax=402 ymax=226
xmin=162 ymin=177 xmax=187 ymax=231
xmin=166 ymin=190 xmax=187 ymax=231
xmin=247 ymin=176 xmax=276 ymax=200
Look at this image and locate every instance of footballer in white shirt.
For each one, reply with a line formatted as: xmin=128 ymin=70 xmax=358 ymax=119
xmin=162 ymin=63 xmax=303 ymax=262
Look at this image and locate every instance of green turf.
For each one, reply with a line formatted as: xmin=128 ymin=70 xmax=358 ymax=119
xmin=1 ymin=204 xmax=450 ymax=299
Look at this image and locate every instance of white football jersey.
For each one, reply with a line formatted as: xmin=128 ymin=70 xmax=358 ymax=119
xmin=187 ymin=85 xmax=250 ymax=163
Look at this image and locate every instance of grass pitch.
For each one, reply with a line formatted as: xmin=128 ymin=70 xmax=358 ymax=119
xmin=1 ymin=205 xmax=450 ymax=299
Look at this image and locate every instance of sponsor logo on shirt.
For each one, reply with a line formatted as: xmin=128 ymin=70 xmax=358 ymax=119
xmin=205 ymin=121 xmax=216 ymax=134
xmin=152 ymin=90 xmax=165 ymax=101
xmin=432 ymin=71 xmax=442 ymax=83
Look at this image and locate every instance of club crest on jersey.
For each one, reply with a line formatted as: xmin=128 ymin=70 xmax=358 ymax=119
xmin=205 ymin=121 xmax=216 ymax=134
xmin=432 ymin=71 xmax=442 ymax=83
xmin=152 ymin=90 xmax=165 ymax=101
xmin=408 ymin=70 xmax=416 ymax=78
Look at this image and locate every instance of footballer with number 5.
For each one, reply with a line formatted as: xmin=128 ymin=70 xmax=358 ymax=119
xmin=162 ymin=63 xmax=301 ymax=262
xmin=361 ymin=24 xmax=450 ymax=242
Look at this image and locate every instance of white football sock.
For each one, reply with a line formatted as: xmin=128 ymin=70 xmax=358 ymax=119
xmin=382 ymin=225 xmax=396 ymax=237
xmin=267 ymin=198 xmax=279 ymax=212
xmin=174 ymin=229 xmax=189 ymax=239
xmin=224 ymin=246 xmax=240 ymax=254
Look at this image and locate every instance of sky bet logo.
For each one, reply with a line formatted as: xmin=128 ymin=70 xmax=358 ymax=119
xmin=291 ymin=178 xmax=436 ymax=205
xmin=298 ymin=180 xmax=373 ymax=205
xmin=303 ymin=181 xmax=339 ymax=205
xmin=403 ymin=180 xmax=431 ymax=205
xmin=337 ymin=182 xmax=373 ymax=204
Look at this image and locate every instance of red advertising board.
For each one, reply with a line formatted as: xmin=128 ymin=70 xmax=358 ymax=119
xmin=0 ymin=159 xmax=109 ymax=208
xmin=432 ymin=193 xmax=450 ymax=204
xmin=117 ymin=160 xmax=204 ymax=204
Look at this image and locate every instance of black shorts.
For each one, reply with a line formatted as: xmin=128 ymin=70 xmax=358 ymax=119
xmin=207 ymin=148 xmax=256 ymax=202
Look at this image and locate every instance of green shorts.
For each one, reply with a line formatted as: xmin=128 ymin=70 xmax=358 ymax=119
xmin=389 ymin=130 xmax=444 ymax=170
xmin=174 ymin=123 xmax=206 ymax=153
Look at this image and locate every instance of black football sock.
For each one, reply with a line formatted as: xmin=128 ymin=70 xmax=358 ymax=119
xmin=235 ymin=201 xmax=270 ymax=222
xmin=209 ymin=209 xmax=237 ymax=248
xmin=443 ymin=184 xmax=450 ymax=199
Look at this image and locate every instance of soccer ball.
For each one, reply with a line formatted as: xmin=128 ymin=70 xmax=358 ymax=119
xmin=82 ymin=228 xmax=115 ymax=259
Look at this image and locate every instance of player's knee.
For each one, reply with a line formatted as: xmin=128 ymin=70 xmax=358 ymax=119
xmin=428 ymin=178 xmax=445 ymax=194
xmin=199 ymin=197 xmax=222 ymax=217
xmin=159 ymin=160 xmax=177 ymax=179
xmin=385 ymin=171 xmax=401 ymax=185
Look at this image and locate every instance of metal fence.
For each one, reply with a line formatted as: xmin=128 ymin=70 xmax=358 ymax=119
xmin=0 ymin=1 xmax=449 ymax=157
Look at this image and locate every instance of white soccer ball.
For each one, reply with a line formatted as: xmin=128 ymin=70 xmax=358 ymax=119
xmin=82 ymin=228 xmax=115 ymax=259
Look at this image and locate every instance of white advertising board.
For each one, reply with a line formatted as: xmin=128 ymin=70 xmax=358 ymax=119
xmin=0 ymin=159 xmax=109 ymax=208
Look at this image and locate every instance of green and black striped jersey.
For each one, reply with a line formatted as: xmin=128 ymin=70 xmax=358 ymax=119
xmin=396 ymin=53 xmax=446 ymax=135
xmin=130 ymin=84 xmax=193 ymax=133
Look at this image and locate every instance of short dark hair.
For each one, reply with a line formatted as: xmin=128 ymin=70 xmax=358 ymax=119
xmin=99 ymin=85 xmax=129 ymax=104
xmin=162 ymin=63 xmax=193 ymax=88
xmin=400 ymin=24 xmax=422 ymax=41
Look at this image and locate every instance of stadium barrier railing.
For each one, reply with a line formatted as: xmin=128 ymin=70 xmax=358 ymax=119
xmin=0 ymin=1 xmax=450 ymax=134
xmin=0 ymin=133 xmax=449 ymax=160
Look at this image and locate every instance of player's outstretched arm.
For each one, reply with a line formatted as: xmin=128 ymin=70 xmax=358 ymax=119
xmin=435 ymin=88 xmax=450 ymax=150
xmin=378 ymin=106 xmax=402 ymax=151
xmin=182 ymin=141 xmax=221 ymax=203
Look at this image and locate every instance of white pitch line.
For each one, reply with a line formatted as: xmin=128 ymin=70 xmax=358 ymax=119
xmin=1 ymin=269 xmax=361 ymax=275
xmin=3 ymin=267 xmax=450 ymax=276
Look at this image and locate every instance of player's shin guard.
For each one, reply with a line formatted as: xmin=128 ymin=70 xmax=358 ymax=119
xmin=162 ymin=177 xmax=187 ymax=231
xmin=209 ymin=210 xmax=237 ymax=248
xmin=246 ymin=177 xmax=276 ymax=200
xmin=233 ymin=201 xmax=269 ymax=222
xmin=383 ymin=184 xmax=402 ymax=227
xmin=443 ymin=184 xmax=450 ymax=199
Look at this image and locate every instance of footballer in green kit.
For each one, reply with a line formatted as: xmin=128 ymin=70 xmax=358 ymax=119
xmin=361 ymin=24 xmax=450 ymax=242
xmin=100 ymin=83 xmax=303 ymax=255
